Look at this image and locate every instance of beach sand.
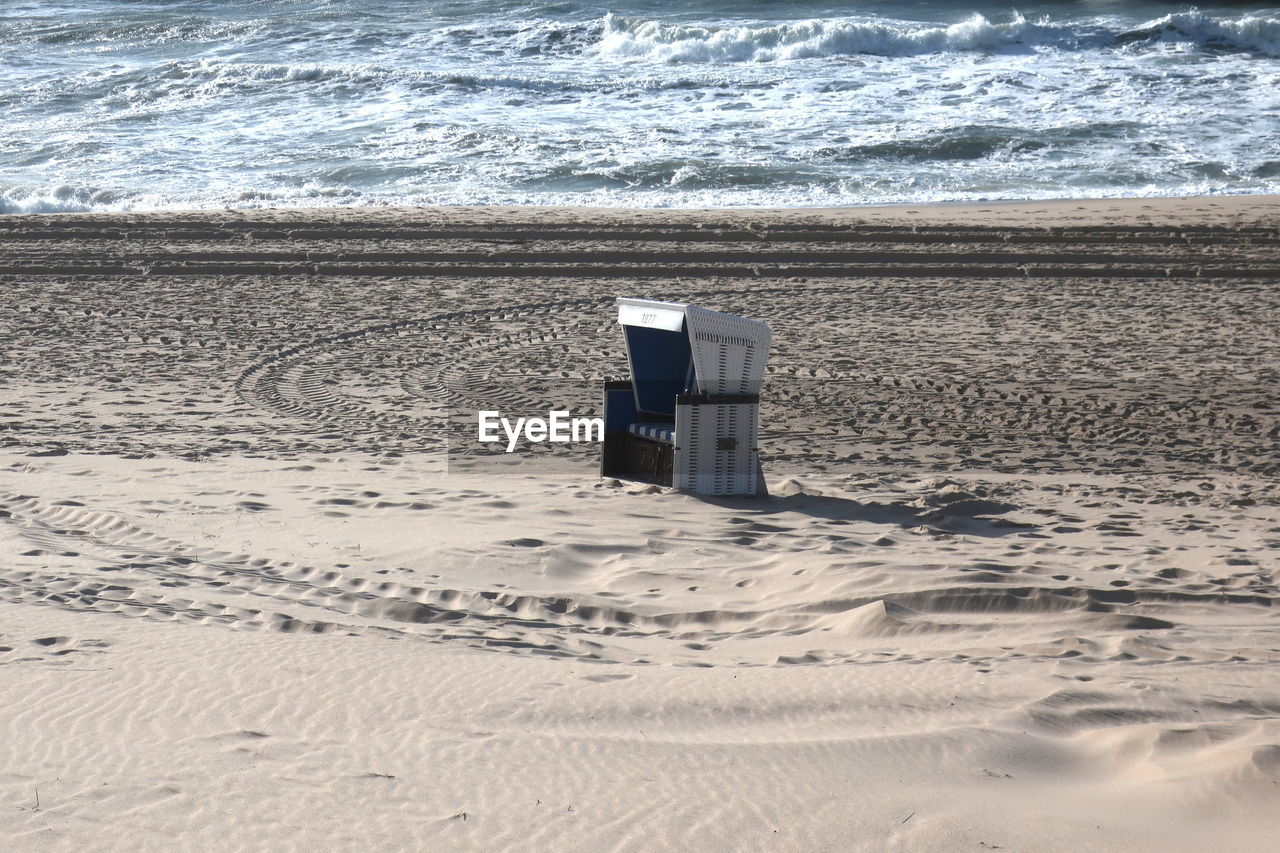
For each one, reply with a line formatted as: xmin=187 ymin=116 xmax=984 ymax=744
xmin=2 ymin=196 xmax=1278 ymax=851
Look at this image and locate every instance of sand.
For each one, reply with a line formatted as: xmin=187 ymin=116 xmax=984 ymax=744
xmin=2 ymin=195 xmax=1278 ymax=851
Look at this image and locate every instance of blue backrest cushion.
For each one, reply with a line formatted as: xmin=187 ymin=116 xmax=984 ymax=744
xmin=624 ymin=325 xmax=696 ymax=416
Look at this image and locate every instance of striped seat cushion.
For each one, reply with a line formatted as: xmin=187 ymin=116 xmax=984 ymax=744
xmin=628 ymin=422 xmax=675 ymax=443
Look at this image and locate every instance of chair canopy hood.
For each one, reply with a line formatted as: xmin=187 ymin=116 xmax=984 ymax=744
xmin=615 ymin=298 xmax=771 ymax=411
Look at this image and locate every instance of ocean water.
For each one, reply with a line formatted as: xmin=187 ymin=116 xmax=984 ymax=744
xmin=2 ymin=0 xmax=1279 ymax=213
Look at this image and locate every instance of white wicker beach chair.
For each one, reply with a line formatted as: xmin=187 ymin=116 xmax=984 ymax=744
xmin=601 ymin=298 xmax=771 ymax=496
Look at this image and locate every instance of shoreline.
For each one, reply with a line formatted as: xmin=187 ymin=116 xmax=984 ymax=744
xmin=7 ymin=193 xmax=1280 ymax=228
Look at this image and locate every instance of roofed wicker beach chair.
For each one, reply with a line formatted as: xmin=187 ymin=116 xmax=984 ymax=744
xmin=601 ymin=298 xmax=771 ymax=496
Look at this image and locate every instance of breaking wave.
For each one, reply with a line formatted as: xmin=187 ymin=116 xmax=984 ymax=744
xmin=597 ymin=12 xmax=1054 ymax=61
xmin=1117 ymin=11 xmax=1280 ymax=56
xmin=597 ymin=10 xmax=1280 ymax=62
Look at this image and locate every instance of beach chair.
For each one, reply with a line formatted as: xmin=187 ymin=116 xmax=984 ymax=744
xmin=601 ymin=298 xmax=771 ymax=496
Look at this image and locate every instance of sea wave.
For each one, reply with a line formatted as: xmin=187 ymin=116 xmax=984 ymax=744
xmin=596 ymin=10 xmax=1280 ymax=62
xmin=0 ymin=185 xmax=120 ymax=215
xmin=0 ymin=182 xmax=372 ymax=215
xmin=596 ymin=12 xmax=1046 ymax=61
xmin=1117 ymin=11 xmax=1280 ymax=56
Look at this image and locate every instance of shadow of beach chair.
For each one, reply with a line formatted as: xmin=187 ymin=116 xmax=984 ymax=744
xmin=601 ymin=297 xmax=771 ymax=496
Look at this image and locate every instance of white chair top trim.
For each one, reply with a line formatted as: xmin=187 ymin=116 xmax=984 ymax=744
xmin=615 ymin=297 xmax=772 ymax=396
xmin=616 ymin=298 xmax=687 ymax=332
